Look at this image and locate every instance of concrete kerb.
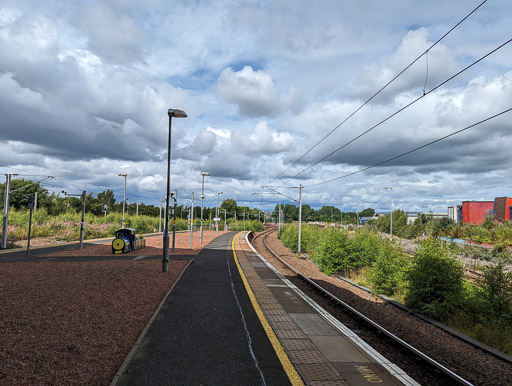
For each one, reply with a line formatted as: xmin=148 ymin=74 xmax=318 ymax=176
xmin=109 ymin=258 xmax=194 ymax=386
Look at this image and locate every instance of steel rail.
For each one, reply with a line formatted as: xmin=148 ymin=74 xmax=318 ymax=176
xmin=254 ymin=228 xmax=473 ymax=386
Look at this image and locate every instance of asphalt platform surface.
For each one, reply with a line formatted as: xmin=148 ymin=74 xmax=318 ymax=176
xmin=114 ymin=231 xmax=291 ymax=385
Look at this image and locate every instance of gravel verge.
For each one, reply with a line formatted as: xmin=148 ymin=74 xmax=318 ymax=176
xmin=0 ymin=259 xmax=190 ymax=385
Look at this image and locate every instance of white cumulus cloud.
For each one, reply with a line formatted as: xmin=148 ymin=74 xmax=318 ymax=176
xmin=217 ymin=65 xmax=303 ymax=117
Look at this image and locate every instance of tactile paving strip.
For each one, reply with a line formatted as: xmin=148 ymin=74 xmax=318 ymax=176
xmin=297 ymin=363 xmax=345 ymax=381
xmin=275 ymin=329 xmax=307 ymax=340
xmin=272 ymin=321 xmax=298 ymax=330
xmin=288 ymin=350 xmax=328 ymax=364
xmin=279 ymin=338 xmax=317 ymax=351
xmin=308 ymin=381 xmax=348 ymax=386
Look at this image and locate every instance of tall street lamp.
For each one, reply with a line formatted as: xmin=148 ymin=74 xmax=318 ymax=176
xmin=216 ymin=191 xmax=223 ymax=234
xmin=163 ymin=108 xmax=187 ymax=273
xmin=200 ymin=172 xmax=210 ymax=243
xmin=384 ymin=187 xmax=393 ymax=238
xmin=118 ymin=173 xmax=127 ymax=228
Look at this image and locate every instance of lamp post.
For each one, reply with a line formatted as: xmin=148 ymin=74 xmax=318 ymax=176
xmin=118 ymin=173 xmax=127 ymax=228
xmin=298 ymin=184 xmax=303 ymax=256
xmin=216 ymin=191 xmax=223 ymax=234
xmin=163 ymin=108 xmax=187 ymax=273
xmin=384 ymin=187 xmax=393 ymax=238
xmin=200 ymin=172 xmax=210 ymax=243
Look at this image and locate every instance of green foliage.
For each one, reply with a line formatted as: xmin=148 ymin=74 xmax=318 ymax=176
xmin=316 ymin=206 xmax=339 ymax=222
xmin=282 ymin=204 xmax=298 ymax=222
xmin=278 ymin=224 xmax=321 ymax=254
xmin=349 ymin=228 xmax=383 ymax=268
xmin=279 ymin=224 xmax=298 ymax=251
xmin=246 ymin=220 xmax=264 ymax=232
xmin=368 ymin=240 xmax=410 ymax=297
xmin=481 ymin=259 xmax=512 ymax=321
xmin=228 ymin=220 xmax=263 ymax=232
xmin=461 ymin=221 xmax=512 ymax=245
xmin=406 ymin=238 xmax=465 ymax=321
xmin=312 ymin=228 xmax=351 ymax=275
xmin=447 ymin=309 xmax=512 ymax=356
xmin=0 ymin=179 xmax=50 ymax=210
xmin=359 ymin=208 xmax=375 ymax=217
xmin=482 ymin=215 xmax=495 ymax=230
xmin=376 ymin=210 xmax=409 ymax=237
xmin=220 ymin=198 xmax=237 ymax=214
xmin=299 ymin=204 xmax=314 ymax=222
xmin=0 ymin=209 xmax=190 ymax=243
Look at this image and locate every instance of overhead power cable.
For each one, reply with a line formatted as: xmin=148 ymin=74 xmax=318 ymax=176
xmin=263 ymin=186 xmax=299 ymax=203
xmin=10 ymin=176 xmax=54 ymax=193
xmin=305 ymin=107 xmax=512 ymax=188
xmin=280 ymin=37 xmax=512 ymax=186
xmin=267 ymin=0 xmax=488 ymax=185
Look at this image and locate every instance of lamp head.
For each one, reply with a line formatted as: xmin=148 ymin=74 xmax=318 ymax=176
xmin=118 ymin=173 xmax=127 ymax=177
xmin=202 ymin=172 xmax=211 ymax=176
xmin=168 ymin=109 xmax=187 ymax=118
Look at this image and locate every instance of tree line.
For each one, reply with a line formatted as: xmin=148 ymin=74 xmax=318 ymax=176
xmin=273 ymin=204 xmax=376 ymax=224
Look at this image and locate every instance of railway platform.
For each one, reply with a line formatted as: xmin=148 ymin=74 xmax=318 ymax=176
xmin=112 ymin=231 xmax=417 ymax=385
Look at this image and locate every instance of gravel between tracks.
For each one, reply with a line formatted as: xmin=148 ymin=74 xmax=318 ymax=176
xmin=0 ymin=231 xmax=223 ymax=385
xmin=257 ymin=229 xmax=512 ymax=386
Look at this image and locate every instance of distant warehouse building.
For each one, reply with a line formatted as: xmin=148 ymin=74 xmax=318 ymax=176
xmin=407 ymin=212 xmax=448 ymax=224
xmin=448 ymin=206 xmax=462 ymax=223
xmin=458 ymin=197 xmax=512 ymax=225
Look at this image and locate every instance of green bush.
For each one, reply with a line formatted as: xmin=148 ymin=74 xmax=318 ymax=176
xmin=278 ymin=224 xmax=321 ymax=254
xmin=279 ymin=224 xmax=299 ymax=252
xmin=368 ymin=240 xmax=410 ymax=297
xmin=481 ymin=259 xmax=512 ymax=321
xmin=312 ymin=228 xmax=351 ymax=275
xmin=348 ymin=228 xmax=383 ymax=268
xmin=300 ymin=225 xmax=322 ymax=255
xmin=406 ymin=238 xmax=465 ymax=321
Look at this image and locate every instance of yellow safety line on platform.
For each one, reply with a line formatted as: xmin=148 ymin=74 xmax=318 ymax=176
xmin=231 ymin=232 xmax=304 ymax=386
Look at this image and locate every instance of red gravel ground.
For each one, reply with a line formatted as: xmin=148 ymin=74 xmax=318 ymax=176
xmin=0 ymin=260 xmax=190 ymax=385
xmin=0 ymin=231 xmax=226 ymax=385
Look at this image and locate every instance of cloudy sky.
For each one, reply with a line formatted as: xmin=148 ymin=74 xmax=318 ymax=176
xmin=1 ymin=0 xmax=511 ymax=214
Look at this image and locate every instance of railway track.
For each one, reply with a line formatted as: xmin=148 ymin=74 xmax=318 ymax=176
xmin=251 ymin=227 xmax=497 ymax=386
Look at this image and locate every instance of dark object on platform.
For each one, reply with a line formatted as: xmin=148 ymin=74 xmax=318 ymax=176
xmin=112 ymin=228 xmax=145 ymax=254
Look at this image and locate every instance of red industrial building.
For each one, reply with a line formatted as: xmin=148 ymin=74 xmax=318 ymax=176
xmin=462 ymin=201 xmax=494 ymax=224
xmin=461 ymin=197 xmax=512 ymax=224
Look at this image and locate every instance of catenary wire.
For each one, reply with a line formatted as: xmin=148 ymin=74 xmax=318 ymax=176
xmin=305 ymin=107 xmax=512 ymax=188
xmin=267 ymin=0 xmax=488 ymax=185
xmin=280 ymin=37 xmax=512 ymax=186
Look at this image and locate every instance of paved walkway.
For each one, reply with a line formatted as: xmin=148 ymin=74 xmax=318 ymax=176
xmin=113 ymin=231 xmax=292 ymax=385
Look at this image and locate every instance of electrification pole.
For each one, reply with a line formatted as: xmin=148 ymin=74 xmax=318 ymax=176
xmin=298 ymin=184 xmax=303 ymax=256
xmin=190 ymin=192 xmax=194 ymax=249
xmin=159 ymin=198 xmax=162 ymax=232
xmin=1 ymin=174 xmax=12 ymax=249
xmin=172 ymin=190 xmax=177 ymax=252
